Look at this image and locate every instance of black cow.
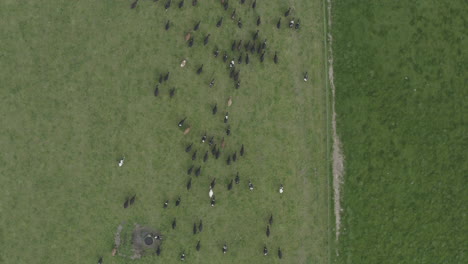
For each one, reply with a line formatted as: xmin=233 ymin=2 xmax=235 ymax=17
xmin=185 ymin=143 xmax=193 ymax=152
xmin=176 ymin=196 xmax=181 ymax=206
xmin=165 ymin=20 xmax=170 ymax=30
xmin=240 ymin=0 xmax=245 ymax=4
xmin=211 ymin=178 xmax=216 ymax=189
xmin=227 ymin=156 xmax=231 ymax=165
xmin=231 ymin=41 xmax=236 ymax=51
xmin=154 ymin=85 xmax=159 ymax=96
xmin=215 ymin=149 xmax=221 ymax=159
xmin=193 ymin=223 xmax=197 ymax=234
xmin=170 ymin=88 xmax=176 ymax=98
xmin=214 ymin=49 xmax=220 ymax=57
xmin=227 ymin=179 xmax=233 ymax=190
xmin=197 ymin=64 xmax=203 ymax=75
xmin=295 ymin=19 xmax=300 ymax=29
xmin=253 ymin=30 xmax=259 ymax=41
xmin=235 ymin=81 xmax=240 ymax=89
xmin=131 ymin=0 xmax=138 ymax=9
xmin=156 ymin=245 xmax=161 ymax=256
xmin=237 ymin=40 xmax=243 ymax=51
xmin=262 ymin=39 xmax=267 ymax=49
xmin=198 ymin=219 xmax=203 ymax=232
xmin=203 ymin=151 xmax=209 ymax=162
xmin=192 ymin=151 xmax=197 ymax=160
xmin=192 ymin=0 xmax=197 ymax=6
xmin=159 ymin=74 xmax=163 ymax=84
xmin=194 ymin=21 xmax=200 ymax=31
xmin=178 ymin=0 xmax=184 ymax=8
xmin=178 ymin=117 xmax=186 ymax=127
xmin=187 ymin=165 xmax=194 ymax=175
xmin=226 ymin=126 xmax=231 ymax=135
xmin=195 ymin=166 xmax=201 ymax=177
xmin=129 ymin=194 xmax=136 ymax=205
xmin=217 ymin=17 xmax=223 ymax=27
xmin=252 ymin=0 xmax=256 ymax=8
xmin=274 ymin=52 xmax=278 ymax=64
xmin=260 ymin=52 xmax=265 ymax=62
xmin=277 ymin=18 xmax=281 ymax=29
xmin=172 ymin=218 xmax=177 ymax=229
xmin=196 ymin=240 xmax=201 ymax=251
xmin=231 ymin=9 xmax=236 ymax=19
xmin=285 ymin=7 xmax=291 ymax=17
xmin=278 ymin=248 xmax=282 ymax=259
xmin=269 ymin=214 xmax=273 ymax=225
xmin=250 ymin=43 xmax=256 ymax=54
xmin=238 ymin=54 xmax=242 ymax=64
xmin=244 ymin=40 xmax=250 ymax=51
xmin=211 ymin=144 xmax=217 ymax=155
xmin=209 ymin=136 xmax=214 ymax=145
xmin=257 ymin=16 xmax=261 ymax=26
xmin=188 ymin=37 xmax=194 ymax=47
xmin=164 ymin=72 xmax=170 ymax=81
xmin=223 ymin=1 xmax=229 ymax=10
xmin=246 ymin=53 xmax=250 ymax=64
xmin=223 ymin=52 xmax=228 ymax=62
xmin=124 ymin=198 xmax=129 ymax=208
xmin=204 ymin=34 xmax=210 ymax=45
xmin=232 ymin=152 xmax=237 ymax=162
xmin=98 ymin=257 xmax=103 ymax=264
xmin=237 ymin=18 xmax=242 ymax=28
xmin=165 ymin=0 xmax=171 ymax=10
xmin=235 ymin=172 xmax=240 ymax=184
xmin=266 ymin=225 xmax=270 ymax=237
xmin=240 ymin=144 xmax=244 ymax=156
xmin=187 ymin=178 xmax=192 ymax=190
xmin=212 ymin=104 xmax=218 ymax=114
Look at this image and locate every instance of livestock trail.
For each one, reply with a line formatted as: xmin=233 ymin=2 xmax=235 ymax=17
xmin=0 ymin=1 xmax=330 ymax=263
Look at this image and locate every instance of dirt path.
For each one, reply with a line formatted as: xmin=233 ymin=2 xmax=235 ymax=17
xmin=326 ymin=0 xmax=345 ymax=242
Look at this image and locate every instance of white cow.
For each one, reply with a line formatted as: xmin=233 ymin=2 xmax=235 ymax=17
xmin=279 ymin=184 xmax=284 ymax=194
xmin=209 ymin=187 xmax=214 ymax=198
xmin=118 ymin=156 xmax=125 ymax=167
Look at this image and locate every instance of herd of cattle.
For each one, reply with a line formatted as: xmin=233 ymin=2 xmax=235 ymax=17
xmin=97 ymin=0 xmax=309 ymax=262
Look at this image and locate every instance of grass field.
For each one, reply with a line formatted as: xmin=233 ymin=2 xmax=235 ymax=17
xmin=0 ymin=1 xmax=330 ymax=263
xmin=332 ymin=0 xmax=467 ymax=263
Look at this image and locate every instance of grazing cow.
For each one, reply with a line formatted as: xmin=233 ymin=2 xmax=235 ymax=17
xmin=209 ymin=187 xmax=214 ymax=198
xmin=246 ymin=53 xmax=250 ymax=64
xmin=212 ymin=104 xmax=218 ymax=115
xmin=163 ymin=200 xmax=169 ymax=208
xmin=198 ymin=219 xmax=203 ymax=232
xmin=278 ymin=248 xmax=282 ymax=259
xmin=223 ymin=243 xmax=228 ymax=254
xmin=178 ymin=117 xmax=186 ymax=127
xmin=210 ymin=195 xmax=216 ymax=207
xmin=180 ymin=252 xmax=185 ymax=261
xmin=295 ymin=19 xmax=300 ymax=29
xmin=264 ymin=246 xmax=268 ymax=256
xmin=154 ymin=85 xmax=159 ymax=96
xmin=187 ymin=178 xmax=192 ymax=190
xmin=269 ymin=214 xmax=273 ymax=225
xmin=223 ymin=1 xmax=229 ymax=10
xmin=176 ymin=196 xmax=181 ymax=206
xmin=180 ymin=59 xmax=187 ymax=67
xmin=240 ymin=144 xmax=244 ymax=156
xmin=156 ymin=245 xmax=161 ymax=256
xmin=194 ymin=21 xmax=200 ymax=31
xmin=118 ymin=156 xmax=125 ymax=167
xmin=98 ymin=257 xmax=103 ymax=264
xmin=235 ymin=172 xmax=240 ymax=184
xmin=274 ymin=52 xmax=278 ymax=64
xmin=112 ymin=247 xmax=117 ymax=256
xmin=257 ymin=16 xmax=261 ymax=26
xmin=260 ymin=52 xmax=265 ymax=62
xmin=124 ymin=198 xmax=129 ymax=208
xmin=234 ymin=71 xmax=240 ymax=81
xmin=262 ymin=39 xmax=267 ymax=49
xmin=238 ymin=54 xmax=242 ymax=64
xmin=165 ymin=0 xmax=171 ymax=10
xmin=192 ymin=0 xmax=198 ymax=6
xmin=195 ymin=166 xmax=201 ymax=177
xmin=226 ymin=126 xmax=231 ymax=136
xmin=187 ymin=165 xmax=194 ymax=175
xmin=279 ymin=184 xmax=284 ymax=193
xmin=249 ymin=180 xmax=254 ymax=191
xmin=266 ymin=225 xmax=270 ymax=237
xmin=227 ymin=156 xmax=231 ymax=165
xmin=196 ymin=240 xmax=201 ymax=251
xmin=252 ymin=0 xmax=256 ymax=8
xmin=232 ymin=152 xmax=237 ymax=162
xmin=235 ymin=81 xmax=240 ymax=89
xmin=230 ymin=60 xmax=235 ymax=68
xmin=250 ymin=43 xmax=256 ymax=54
xmin=304 ymin=72 xmax=309 ymax=82
xmin=217 ymin=17 xmax=223 ymax=27
xmin=221 ymin=137 xmax=226 ymax=148
xmin=197 ymin=64 xmax=203 ymax=74
xmin=159 ymin=74 xmax=163 ymax=84
xmin=223 ymin=52 xmax=228 ymax=62
xmin=231 ymin=41 xmax=236 ymax=51
xmin=172 ymin=218 xmax=177 ymax=229
xmin=193 ymin=223 xmax=197 ymax=234
xmin=215 ymin=149 xmax=221 ymax=159
xmin=185 ymin=143 xmax=193 ymax=153
xmin=214 ymin=49 xmax=220 ymax=57
xmin=129 ymin=194 xmax=136 ymax=205
xmin=285 ymin=7 xmax=291 ymax=17
xmin=201 ymin=134 xmax=207 ymax=143
xmin=244 ymin=40 xmax=250 ymax=51
xmin=131 ymin=0 xmax=138 ymax=9
xmin=231 ymin=9 xmax=236 ymax=19
xmin=204 ymin=34 xmax=210 ymax=45
xmin=211 ymin=144 xmax=217 ymax=155
xmin=192 ymin=151 xmax=197 ymax=160
xmin=178 ymin=0 xmax=184 ymax=8
xmin=211 ymin=178 xmax=216 ymax=189
xmin=240 ymin=0 xmax=245 ymax=4
xmin=165 ymin=72 xmax=170 ymax=81
xmin=188 ymin=37 xmax=194 ymax=47
xmin=227 ymin=179 xmax=233 ymax=190
xmin=224 ymin=112 xmax=229 ymax=123
xmin=169 ymin=87 xmax=175 ymax=98
xmin=257 ymin=42 xmax=262 ymax=54
xmin=227 ymin=97 xmax=232 ymax=106
xmin=165 ymin=20 xmax=170 ymax=30
xmin=237 ymin=40 xmax=243 ymax=51
xmin=203 ymin=151 xmax=208 ymax=162
xmin=184 ymin=126 xmax=191 ymax=135
xmin=185 ymin=32 xmax=191 ymax=41
xmin=209 ymin=79 xmax=215 ymax=88
xmin=237 ymin=18 xmax=242 ymax=28
xmin=253 ymin=30 xmax=259 ymax=41
xmin=289 ymin=19 xmax=295 ymax=28
xmin=277 ymin=18 xmax=281 ymax=29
